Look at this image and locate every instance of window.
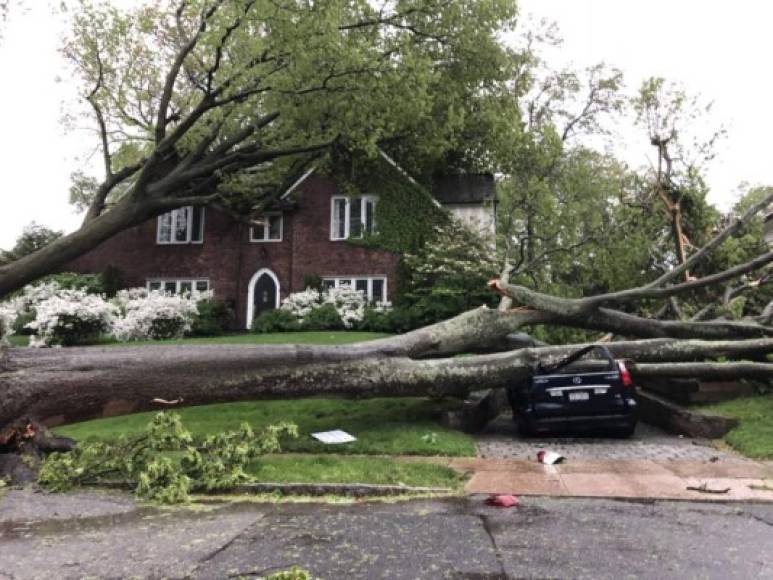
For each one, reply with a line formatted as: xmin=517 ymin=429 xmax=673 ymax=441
xmin=250 ymin=214 xmax=283 ymax=242
xmin=322 ymin=276 xmax=387 ymax=302
xmin=330 ymin=195 xmax=377 ymax=240
xmin=147 ymin=279 xmax=209 ymax=295
xmin=157 ymin=206 xmax=204 ymax=244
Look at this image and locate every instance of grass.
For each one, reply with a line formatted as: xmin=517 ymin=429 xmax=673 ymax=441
xmin=703 ymin=394 xmax=773 ymax=459
xmin=7 ymin=335 xmax=28 ymax=347
xmin=249 ymin=455 xmax=461 ymax=488
xmin=54 ymin=398 xmax=476 ymax=457
xmin=6 ymin=331 xmax=391 ymax=348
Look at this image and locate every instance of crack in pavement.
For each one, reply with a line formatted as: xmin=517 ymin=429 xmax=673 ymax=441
xmin=479 ymin=515 xmax=509 ymax=580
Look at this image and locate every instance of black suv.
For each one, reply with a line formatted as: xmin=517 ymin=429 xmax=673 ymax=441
xmin=506 ymin=345 xmax=638 ymax=437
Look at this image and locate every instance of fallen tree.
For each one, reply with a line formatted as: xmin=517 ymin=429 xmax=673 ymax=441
xmin=2 ymin=336 xmax=772 ymax=427
xmin=2 ymin=192 xmax=772 ymax=428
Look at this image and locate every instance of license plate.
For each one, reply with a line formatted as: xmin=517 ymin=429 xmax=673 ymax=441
xmin=568 ymin=391 xmax=589 ymax=402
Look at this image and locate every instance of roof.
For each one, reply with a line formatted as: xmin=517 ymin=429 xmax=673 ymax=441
xmin=431 ymin=174 xmax=497 ymax=205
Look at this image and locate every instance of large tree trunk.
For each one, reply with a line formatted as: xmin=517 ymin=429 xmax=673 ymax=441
xmin=0 ymin=197 xmax=157 ymax=298
xmin=2 ymin=336 xmax=771 ymax=427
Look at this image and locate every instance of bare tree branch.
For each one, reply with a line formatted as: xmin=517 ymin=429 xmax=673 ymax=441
xmin=155 ymin=0 xmax=226 ymax=143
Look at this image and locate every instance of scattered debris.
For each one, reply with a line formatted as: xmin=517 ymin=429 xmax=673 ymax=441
xmin=311 ymin=430 xmax=357 ymax=444
xmin=536 ymin=450 xmax=565 ymax=465
xmin=687 ymin=482 xmax=730 ymax=494
xmin=152 ymin=397 xmax=184 ymax=406
xmin=485 ymin=494 xmax=520 ymax=508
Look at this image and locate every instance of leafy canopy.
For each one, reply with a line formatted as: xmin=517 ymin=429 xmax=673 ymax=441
xmin=65 ymin=0 xmax=519 ymax=213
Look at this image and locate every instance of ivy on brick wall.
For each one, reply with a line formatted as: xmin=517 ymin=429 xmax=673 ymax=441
xmin=324 ymin=151 xmax=449 ymax=255
xmin=316 ymin=151 xmax=499 ymax=328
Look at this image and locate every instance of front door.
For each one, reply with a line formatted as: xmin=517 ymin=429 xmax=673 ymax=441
xmin=253 ymin=273 xmax=278 ymax=315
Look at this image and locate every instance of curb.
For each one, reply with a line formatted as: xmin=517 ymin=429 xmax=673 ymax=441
xmin=83 ymin=480 xmax=456 ymax=498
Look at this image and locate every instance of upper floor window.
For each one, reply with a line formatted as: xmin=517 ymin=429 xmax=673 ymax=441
xmin=250 ymin=213 xmax=283 ymax=242
xmin=157 ymin=206 xmax=204 ymax=244
xmin=330 ymin=195 xmax=377 ymax=240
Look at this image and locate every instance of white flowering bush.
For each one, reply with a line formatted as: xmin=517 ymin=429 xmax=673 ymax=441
xmin=113 ymin=287 xmax=150 ymax=307
xmin=277 ymin=286 xmax=369 ymax=329
xmin=26 ymin=289 xmax=118 ymax=347
xmin=113 ymin=290 xmax=200 ymax=341
xmin=322 ymin=286 xmax=366 ymax=328
xmin=0 ymin=303 xmax=17 ymax=344
xmin=279 ymin=288 xmax=321 ymax=320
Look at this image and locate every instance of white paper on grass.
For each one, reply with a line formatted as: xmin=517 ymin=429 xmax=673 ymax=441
xmin=311 ymin=430 xmax=357 ymax=444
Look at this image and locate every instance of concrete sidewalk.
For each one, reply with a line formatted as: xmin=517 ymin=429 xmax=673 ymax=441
xmin=448 ymin=457 xmax=773 ymax=502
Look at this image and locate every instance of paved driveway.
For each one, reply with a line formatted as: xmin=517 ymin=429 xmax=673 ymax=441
xmin=476 ymin=415 xmax=750 ymax=462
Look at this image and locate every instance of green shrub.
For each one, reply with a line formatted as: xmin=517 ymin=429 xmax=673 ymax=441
xmin=384 ymin=306 xmax=421 ymax=333
xmin=46 ymin=272 xmax=105 ymax=294
xmin=358 ymin=306 xmax=392 ymax=333
xmin=100 ymin=266 xmax=124 ymax=297
xmin=148 ymin=316 xmax=190 ymax=340
xmin=190 ymin=299 xmax=233 ymax=336
xmin=302 ymin=303 xmax=345 ymax=330
xmin=12 ymin=310 xmax=35 ymax=335
xmin=252 ymin=309 xmax=301 ymax=333
xmin=40 ymin=314 xmax=111 ymax=347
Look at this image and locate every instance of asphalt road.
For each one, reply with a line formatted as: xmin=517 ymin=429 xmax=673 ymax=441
xmin=1 ymin=490 xmax=772 ymax=579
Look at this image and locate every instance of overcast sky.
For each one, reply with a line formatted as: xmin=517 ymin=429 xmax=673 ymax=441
xmin=1 ymin=0 xmax=771 ymax=249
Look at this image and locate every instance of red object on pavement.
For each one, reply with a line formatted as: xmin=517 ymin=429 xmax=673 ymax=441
xmin=485 ymin=494 xmax=520 ymax=508
xmin=536 ymin=449 xmax=565 ymax=464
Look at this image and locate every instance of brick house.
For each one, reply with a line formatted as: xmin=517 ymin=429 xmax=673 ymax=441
xmin=70 ymin=160 xmax=496 ymax=329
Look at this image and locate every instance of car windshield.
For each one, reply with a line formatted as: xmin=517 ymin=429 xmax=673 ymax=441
xmin=540 ymin=345 xmax=616 ymax=375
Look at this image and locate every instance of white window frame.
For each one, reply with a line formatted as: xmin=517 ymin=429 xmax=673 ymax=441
xmin=321 ymin=276 xmax=387 ymax=303
xmin=249 ymin=213 xmax=283 ymax=242
xmin=330 ymin=195 xmax=377 ymax=240
xmin=146 ymin=278 xmax=210 ymax=295
xmin=156 ymin=206 xmax=205 ymax=245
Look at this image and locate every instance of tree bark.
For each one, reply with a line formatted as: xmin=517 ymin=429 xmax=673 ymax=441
xmin=2 ymin=337 xmax=770 ymax=427
xmin=0 ymin=197 xmax=158 ymax=298
xmin=630 ymin=361 xmax=773 ymax=380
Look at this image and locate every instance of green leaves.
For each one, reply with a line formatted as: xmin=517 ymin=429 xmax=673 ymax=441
xmin=64 ymin=0 xmax=520 ymax=210
xmin=39 ymin=411 xmax=298 ymax=503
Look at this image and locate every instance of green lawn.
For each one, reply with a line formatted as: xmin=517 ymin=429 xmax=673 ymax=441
xmin=703 ymin=395 xmax=773 ymax=459
xmin=7 ymin=335 xmax=28 ymax=347
xmin=7 ymin=331 xmax=391 ymax=348
xmin=251 ymin=455 xmax=461 ymax=488
xmin=55 ymin=398 xmax=476 ymax=457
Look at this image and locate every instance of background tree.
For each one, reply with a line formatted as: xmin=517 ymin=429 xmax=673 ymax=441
xmin=632 ymin=77 xmax=726 ymax=281
xmin=0 ymin=223 xmax=63 ymax=266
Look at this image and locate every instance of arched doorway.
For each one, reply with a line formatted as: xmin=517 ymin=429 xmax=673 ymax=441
xmin=246 ymin=268 xmax=280 ymax=328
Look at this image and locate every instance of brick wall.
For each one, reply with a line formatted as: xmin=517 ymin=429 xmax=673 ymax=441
xmin=289 ymin=175 xmax=401 ymax=295
xmin=69 ymin=173 xmax=400 ymax=329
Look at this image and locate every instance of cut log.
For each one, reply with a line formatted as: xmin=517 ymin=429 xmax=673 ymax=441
xmin=635 ymin=389 xmax=740 ymax=439
xmin=637 ymin=377 xmax=757 ymax=405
